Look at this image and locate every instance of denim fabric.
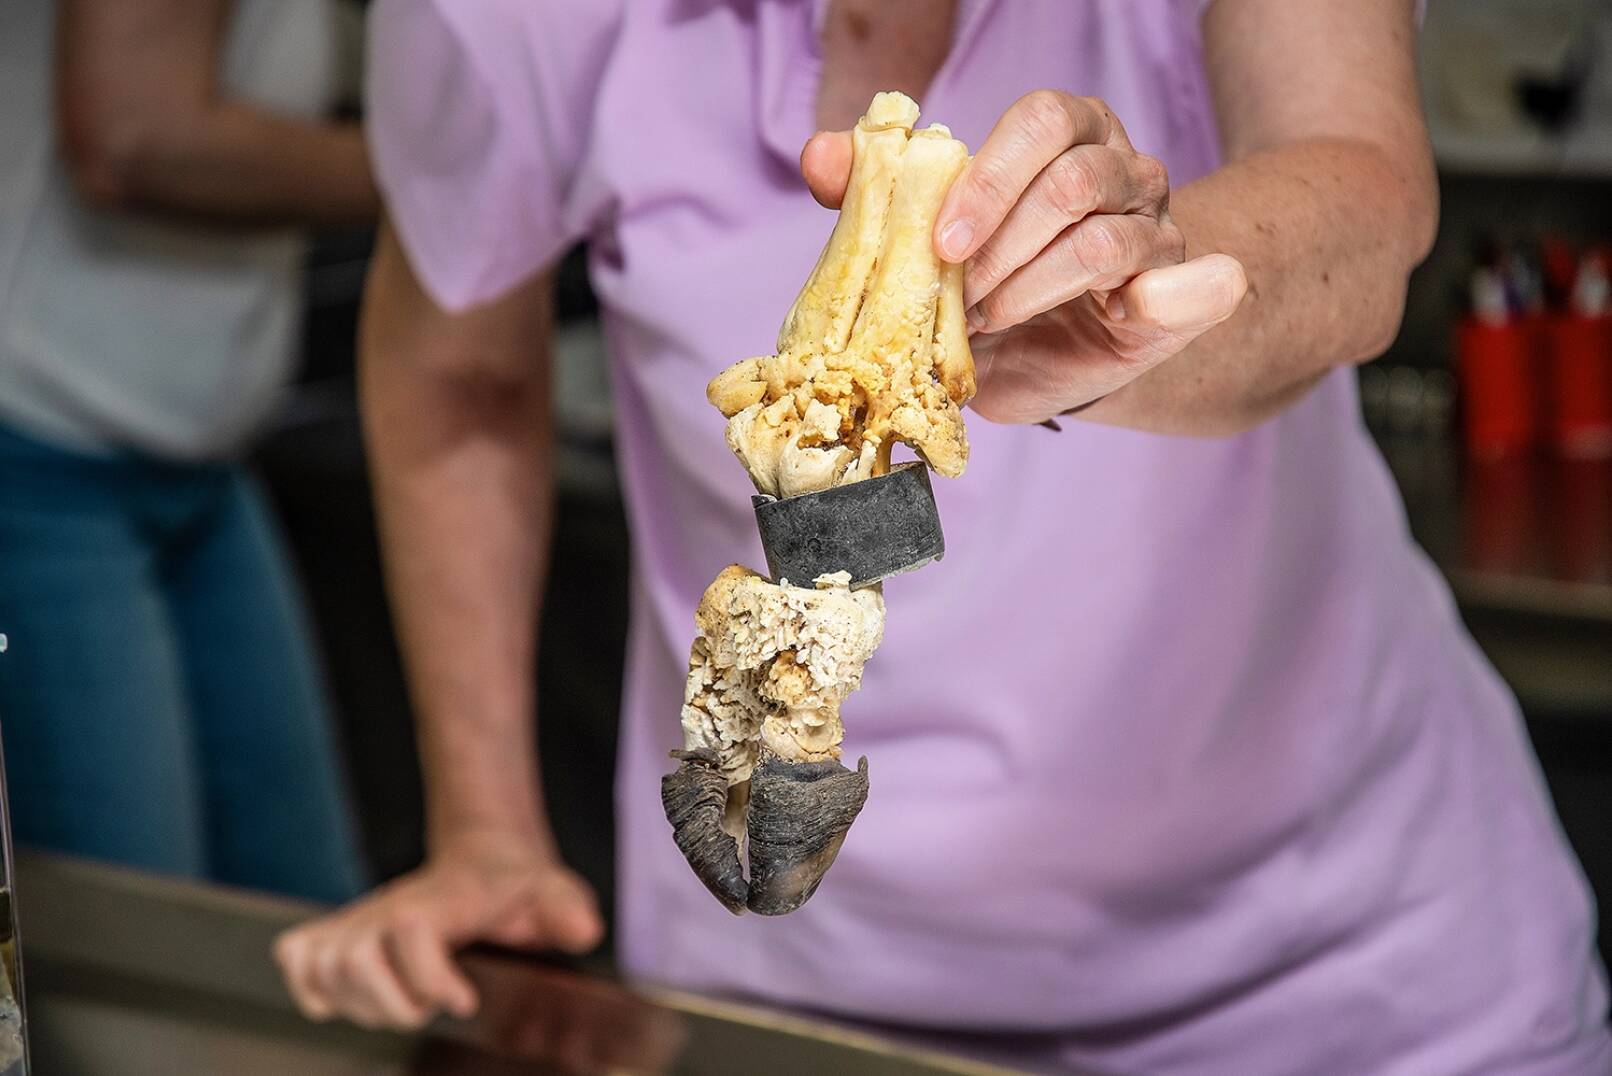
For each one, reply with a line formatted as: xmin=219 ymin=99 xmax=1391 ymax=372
xmin=0 ymin=421 xmax=363 ymax=903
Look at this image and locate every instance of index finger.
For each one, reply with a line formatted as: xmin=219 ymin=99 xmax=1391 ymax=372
xmin=935 ymin=91 xmax=1124 ymax=263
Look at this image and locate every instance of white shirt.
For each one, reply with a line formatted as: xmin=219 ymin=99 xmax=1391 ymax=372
xmin=0 ymin=0 xmax=340 ymax=460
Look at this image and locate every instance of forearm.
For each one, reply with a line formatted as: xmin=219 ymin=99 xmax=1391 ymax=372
xmin=367 ymin=379 xmax=555 ymax=853
xmin=105 ymin=105 xmax=377 ymax=228
xmin=360 ymin=248 xmax=557 ymax=856
xmin=57 ymin=0 xmax=377 ymax=227
xmin=1085 ymin=137 xmax=1435 ymax=436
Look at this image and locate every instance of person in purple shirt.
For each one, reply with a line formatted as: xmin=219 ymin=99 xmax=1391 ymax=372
xmin=275 ymin=0 xmax=1610 ymax=1071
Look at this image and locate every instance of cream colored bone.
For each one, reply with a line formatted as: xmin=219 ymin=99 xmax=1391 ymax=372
xmin=680 ymin=567 xmax=884 ymax=779
xmin=680 ymin=93 xmax=971 ymax=781
xmin=707 ymin=92 xmax=976 ymax=499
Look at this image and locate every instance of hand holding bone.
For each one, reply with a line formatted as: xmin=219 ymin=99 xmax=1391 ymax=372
xmin=802 ymin=90 xmax=1249 ymax=425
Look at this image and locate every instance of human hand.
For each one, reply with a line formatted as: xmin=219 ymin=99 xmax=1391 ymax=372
xmin=273 ymin=830 xmax=603 ymax=1030
xmin=801 ymin=90 xmax=1248 ymax=424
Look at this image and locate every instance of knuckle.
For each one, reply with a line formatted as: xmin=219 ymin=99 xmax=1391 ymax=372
xmin=1080 ymin=96 xmax=1116 ymax=136
xmin=1134 ymin=153 xmax=1170 ymax=201
xmin=336 ymin=948 xmax=370 ymax=982
xmin=272 ymin=934 xmax=301 ymax=969
xmin=966 ymin=157 xmax=1018 ymax=211
xmin=1018 ymin=90 xmax=1077 ymax=144
xmin=1072 ymin=219 xmax=1131 ymax=274
xmin=966 ymin=244 xmax=1009 ymax=291
xmin=309 ymin=945 xmax=339 ymax=984
xmin=1045 ymin=153 xmax=1099 ymax=217
xmin=975 ymin=291 xmax=1013 ymax=331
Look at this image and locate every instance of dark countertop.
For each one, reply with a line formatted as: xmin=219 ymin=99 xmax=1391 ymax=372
xmin=16 ymin=855 xmax=1052 ymax=1076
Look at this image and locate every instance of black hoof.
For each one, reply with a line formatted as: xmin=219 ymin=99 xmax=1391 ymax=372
xmin=661 ymin=749 xmax=748 ymax=914
xmin=745 ymin=756 xmax=869 ymax=916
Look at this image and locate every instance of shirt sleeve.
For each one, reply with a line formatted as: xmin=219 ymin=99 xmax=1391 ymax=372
xmin=365 ymin=0 xmax=620 ymax=310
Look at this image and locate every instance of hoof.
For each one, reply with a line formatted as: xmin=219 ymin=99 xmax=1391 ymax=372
xmin=744 ymin=756 xmax=869 ymax=916
xmin=661 ymin=750 xmax=748 ymax=914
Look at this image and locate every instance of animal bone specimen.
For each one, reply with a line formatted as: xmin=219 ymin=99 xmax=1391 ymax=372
xmin=663 ymin=92 xmax=974 ymax=915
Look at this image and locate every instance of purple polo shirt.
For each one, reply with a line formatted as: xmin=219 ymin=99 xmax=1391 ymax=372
xmin=366 ymin=2 xmax=1610 ymax=1070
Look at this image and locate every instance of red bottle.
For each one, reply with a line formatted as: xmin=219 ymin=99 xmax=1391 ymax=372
xmin=1544 ymin=250 xmax=1612 ymax=459
xmin=1456 ymin=267 xmax=1537 ymax=460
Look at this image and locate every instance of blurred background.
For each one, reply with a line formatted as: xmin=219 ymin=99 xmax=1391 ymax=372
xmin=4 ymin=0 xmax=1612 ymax=974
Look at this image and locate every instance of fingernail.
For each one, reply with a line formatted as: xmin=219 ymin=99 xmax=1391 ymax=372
xmin=939 ymin=219 xmax=975 ymax=261
xmin=1106 ymin=294 xmax=1127 ymax=322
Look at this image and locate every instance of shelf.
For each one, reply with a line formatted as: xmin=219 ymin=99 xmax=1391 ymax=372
xmin=1433 ymin=126 xmax=1612 ymax=179
xmin=1450 ymin=569 xmax=1612 ymax=623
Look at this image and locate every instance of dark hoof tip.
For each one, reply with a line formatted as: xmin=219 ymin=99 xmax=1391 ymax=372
xmin=744 ymin=756 xmax=869 ymax=916
xmin=661 ymin=752 xmax=748 ymax=914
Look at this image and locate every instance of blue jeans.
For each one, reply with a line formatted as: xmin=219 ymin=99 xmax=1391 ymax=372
xmin=0 ymin=421 xmax=363 ymax=903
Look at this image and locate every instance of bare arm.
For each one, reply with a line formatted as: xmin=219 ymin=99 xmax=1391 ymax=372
xmin=361 ymin=223 xmax=557 ymax=857
xmin=56 ymin=0 xmax=377 ymax=226
xmin=1087 ymin=0 xmax=1437 ymax=433
xmin=275 ymin=228 xmax=601 ymax=1031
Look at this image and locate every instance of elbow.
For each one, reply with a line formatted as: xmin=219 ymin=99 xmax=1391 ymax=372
xmin=58 ymin=111 xmax=140 ymax=210
xmin=55 ymin=88 xmax=170 ymax=210
xmin=1352 ymin=281 xmax=1409 ymax=365
xmin=1351 ymin=168 xmax=1438 ymax=366
xmin=1401 ymin=164 xmax=1440 ymax=270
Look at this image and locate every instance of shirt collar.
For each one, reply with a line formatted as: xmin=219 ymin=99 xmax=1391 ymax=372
xmin=758 ymin=0 xmax=998 ymax=167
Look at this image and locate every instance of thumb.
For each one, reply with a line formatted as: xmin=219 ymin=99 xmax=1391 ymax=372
xmin=502 ymin=873 xmax=603 ymax=954
xmin=801 ymin=130 xmax=854 ymax=209
xmin=1106 ymin=253 xmax=1248 ymax=344
xmin=547 ymin=879 xmax=605 ymax=953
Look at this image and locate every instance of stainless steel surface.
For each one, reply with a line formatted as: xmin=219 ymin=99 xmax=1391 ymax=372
xmin=17 ymin=855 xmax=1037 ymax=1076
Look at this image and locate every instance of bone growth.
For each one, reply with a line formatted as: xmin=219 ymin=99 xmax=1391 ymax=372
xmin=708 ymin=91 xmax=975 ymax=500
xmin=681 ymin=566 xmax=885 ymax=785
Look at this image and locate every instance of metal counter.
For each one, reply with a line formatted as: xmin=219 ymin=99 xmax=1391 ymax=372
xmin=16 ymin=855 xmax=1042 ymax=1076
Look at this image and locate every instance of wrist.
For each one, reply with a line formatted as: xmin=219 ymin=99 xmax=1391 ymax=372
xmin=428 ymin=811 xmax=555 ymax=863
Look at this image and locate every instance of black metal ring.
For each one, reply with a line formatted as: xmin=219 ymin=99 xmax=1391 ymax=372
xmin=752 ymin=462 xmax=945 ymax=589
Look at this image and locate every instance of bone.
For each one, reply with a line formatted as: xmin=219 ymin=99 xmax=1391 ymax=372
xmin=668 ymin=93 xmax=972 ymax=914
xmin=777 ymin=92 xmax=919 ymax=359
xmin=707 ymin=92 xmax=976 ymax=498
xmin=679 ymin=566 xmax=883 ymax=781
xmin=848 ymin=125 xmax=972 ymax=478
